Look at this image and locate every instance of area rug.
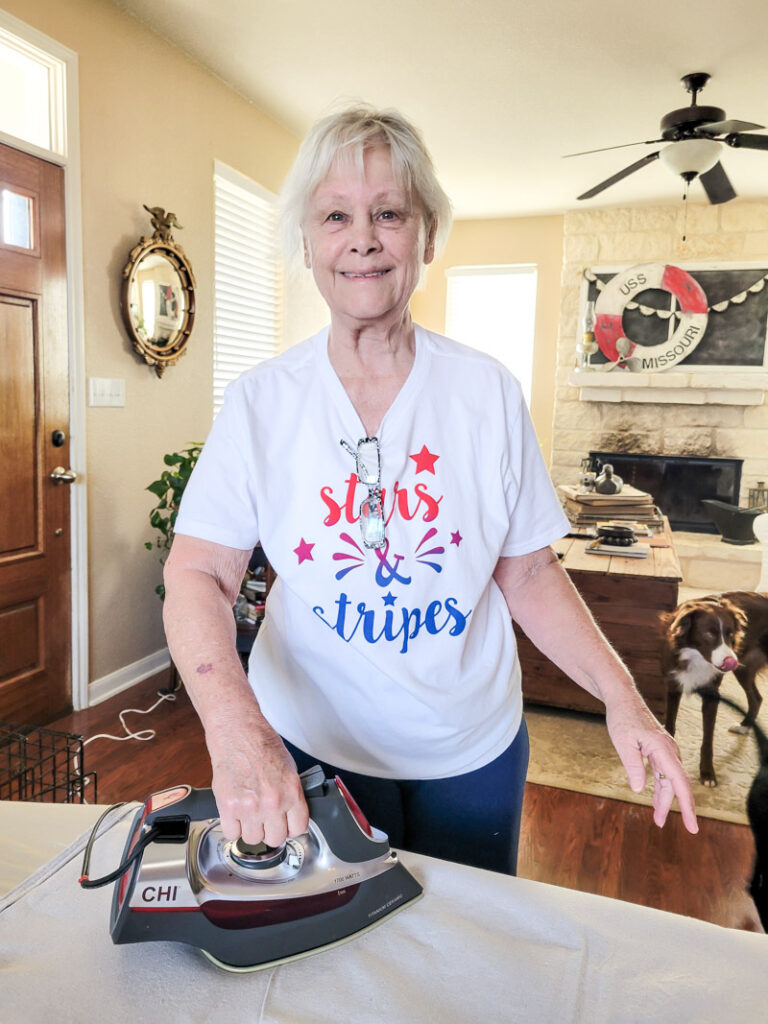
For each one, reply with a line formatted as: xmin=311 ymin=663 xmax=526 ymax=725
xmin=525 ymin=673 xmax=767 ymax=825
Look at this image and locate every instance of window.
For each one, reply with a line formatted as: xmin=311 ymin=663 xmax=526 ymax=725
xmin=213 ymin=162 xmax=282 ymax=414
xmin=0 ymin=25 xmax=66 ymax=155
xmin=445 ymin=265 xmax=538 ymax=406
xmin=1 ymin=188 xmax=34 ymax=248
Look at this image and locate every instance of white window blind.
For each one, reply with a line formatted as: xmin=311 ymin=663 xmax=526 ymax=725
xmin=213 ymin=161 xmax=282 ymax=414
xmin=445 ymin=265 xmax=537 ymax=406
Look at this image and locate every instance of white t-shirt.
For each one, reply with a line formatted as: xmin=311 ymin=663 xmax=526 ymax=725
xmin=175 ymin=325 xmax=568 ymax=778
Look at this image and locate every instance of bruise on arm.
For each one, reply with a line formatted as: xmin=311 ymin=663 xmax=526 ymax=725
xmin=163 ymin=535 xmax=253 ymax=687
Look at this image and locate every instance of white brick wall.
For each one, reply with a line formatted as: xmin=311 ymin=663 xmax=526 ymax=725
xmin=551 ymin=201 xmax=768 ymax=507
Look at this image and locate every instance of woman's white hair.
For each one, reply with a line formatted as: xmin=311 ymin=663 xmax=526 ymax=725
xmin=280 ymin=104 xmax=453 ymax=268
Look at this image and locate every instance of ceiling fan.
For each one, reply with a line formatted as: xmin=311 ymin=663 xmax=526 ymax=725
xmin=569 ymin=72 xmax=768 ymax=204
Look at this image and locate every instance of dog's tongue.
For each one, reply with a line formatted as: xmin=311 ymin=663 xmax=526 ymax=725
xmin=721 ymin=656 xmax=739 ymax=672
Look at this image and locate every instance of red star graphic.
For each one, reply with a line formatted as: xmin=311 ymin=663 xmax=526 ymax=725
xmin=410 ymin=444 xmax=439 ymax=474
xmin=293 ymin=538 xmax=315 ymax=564
xmin=450 ymin=530 xmax=463 ymax=547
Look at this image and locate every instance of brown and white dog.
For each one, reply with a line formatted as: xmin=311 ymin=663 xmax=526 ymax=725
xmin=661 ymin=592 xmax=768 ymax=787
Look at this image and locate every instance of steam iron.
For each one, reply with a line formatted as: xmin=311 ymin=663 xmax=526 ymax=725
xmin=90 ymin=766 xmax=422 ymax=971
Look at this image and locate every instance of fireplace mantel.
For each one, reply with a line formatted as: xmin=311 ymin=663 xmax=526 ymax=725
xmin=568 ymin=368 xmax=768 ymax=405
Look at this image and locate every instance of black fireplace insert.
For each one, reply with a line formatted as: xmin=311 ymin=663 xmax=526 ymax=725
xmin=588 ymin=452 xmax=743 ymax=533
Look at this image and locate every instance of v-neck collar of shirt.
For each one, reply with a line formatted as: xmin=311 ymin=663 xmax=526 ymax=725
xmin=315 ymin=324 xmax=430 ymax=443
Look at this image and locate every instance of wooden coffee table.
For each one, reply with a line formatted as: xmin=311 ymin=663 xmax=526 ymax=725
xmin=515 ymin=520 xmax=682 ymax=720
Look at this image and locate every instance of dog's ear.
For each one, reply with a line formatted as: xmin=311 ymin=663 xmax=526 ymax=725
xmin=665 ymin=604 xmax=697 ymax=646
xmin=722 ymin=599 xmax=749 ymax=648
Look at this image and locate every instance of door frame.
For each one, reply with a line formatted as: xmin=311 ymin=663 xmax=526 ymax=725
xmin=0 ymin=10 xmax=89 ymax=709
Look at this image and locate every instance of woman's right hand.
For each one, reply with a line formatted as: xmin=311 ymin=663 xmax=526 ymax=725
xmin=207 ymin=718 xmax=310 ymax=847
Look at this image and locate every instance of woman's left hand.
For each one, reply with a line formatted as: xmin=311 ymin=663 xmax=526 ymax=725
xmin=605 ymin=695 xmax=698 ymax=835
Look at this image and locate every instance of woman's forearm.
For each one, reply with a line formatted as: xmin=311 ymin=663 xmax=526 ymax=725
xmin=162 ymin=538 xmax=272 ymax=750
xmin=162 ymin=535 xmax=309 ymax=843
xmin=494 ymin=551 xmax=642 ymax=709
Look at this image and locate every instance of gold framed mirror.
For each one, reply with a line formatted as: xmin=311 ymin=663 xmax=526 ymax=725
xmin=121 ymin=206 xmax=196 ymax=377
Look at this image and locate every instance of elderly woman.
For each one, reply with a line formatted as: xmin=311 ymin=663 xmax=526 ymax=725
xmin=164 ymin=106 xmax=697 ymax=874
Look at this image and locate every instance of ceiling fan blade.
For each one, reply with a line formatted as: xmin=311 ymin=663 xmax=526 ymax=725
xmin=699 ymin=118 xmax=764 ymax=135
xmin=699 ymin=161 xmax=737 ymax=204
xmin=724 ymin=132 xmax=768 ymax=150
xmin=564 ymin=139 xmax=663 ymax=158
xmin=577 ymin=151 xmax=660 ymax=200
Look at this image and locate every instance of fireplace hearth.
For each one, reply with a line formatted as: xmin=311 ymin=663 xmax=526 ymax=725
xmin=588 ymin=452 xmax=743 ymax=533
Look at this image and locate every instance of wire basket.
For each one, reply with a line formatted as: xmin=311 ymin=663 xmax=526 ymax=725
xmin=0 ymin=721 xmax=97 ymax=803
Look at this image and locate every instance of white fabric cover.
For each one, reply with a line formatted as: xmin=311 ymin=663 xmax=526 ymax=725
xmin=1 ymin=804 xmax=766 ymax=1023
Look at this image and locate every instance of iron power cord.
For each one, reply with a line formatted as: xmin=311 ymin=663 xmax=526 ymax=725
xmin=79 ymin=803 xmax=161 ymax=889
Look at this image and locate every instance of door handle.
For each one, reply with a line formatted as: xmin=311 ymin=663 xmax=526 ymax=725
xmin=50 ymin=466 xmax=77 ymax=485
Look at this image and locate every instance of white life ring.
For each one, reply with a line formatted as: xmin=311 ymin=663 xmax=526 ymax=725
xmin=594 ymin=263 xmax=708 ymax=370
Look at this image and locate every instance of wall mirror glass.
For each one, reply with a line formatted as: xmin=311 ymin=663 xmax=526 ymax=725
xmin=121 ymin=206 xmax=196 ymax=377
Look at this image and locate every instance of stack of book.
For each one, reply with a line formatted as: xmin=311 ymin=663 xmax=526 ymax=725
xmin=558 ymin=484 xmax=665 ymax=531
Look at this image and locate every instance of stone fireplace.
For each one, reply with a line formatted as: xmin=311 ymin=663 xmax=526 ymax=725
xmin=550 ymin=202 xmax=768 ymax=590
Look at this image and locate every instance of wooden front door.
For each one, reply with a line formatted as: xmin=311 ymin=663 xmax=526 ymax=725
xmin=0 ymin=143 xmax=72 ymax=725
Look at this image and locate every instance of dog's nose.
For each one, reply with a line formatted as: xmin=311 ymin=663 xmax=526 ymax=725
xmin=721 ymin=656 xmax=739 ymax=672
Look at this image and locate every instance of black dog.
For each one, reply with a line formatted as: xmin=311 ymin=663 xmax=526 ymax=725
xmin=716 ymin=694 xmax=768 ymax=932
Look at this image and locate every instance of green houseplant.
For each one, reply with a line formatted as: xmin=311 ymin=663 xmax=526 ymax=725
xmin=145 ymin=443 xmax=202 ymax=598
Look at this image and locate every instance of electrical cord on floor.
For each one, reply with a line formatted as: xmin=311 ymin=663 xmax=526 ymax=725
xmin=72 ymin=688 xmax=178 ymax=802
xmin=84 ymin=689 xmax=178 ymax=746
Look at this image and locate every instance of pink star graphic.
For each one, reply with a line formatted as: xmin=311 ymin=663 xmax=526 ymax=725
xmin=410 ymin=444 xmax=439 ymax=474
xmin=451 ymin=530 xmax=463 ymax=547
xmin=293 ymin=538 xmax=315 ymax=564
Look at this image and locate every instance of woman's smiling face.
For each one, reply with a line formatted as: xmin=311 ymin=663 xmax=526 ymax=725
xmin=303 ymin=144 xmax=435 ymax=330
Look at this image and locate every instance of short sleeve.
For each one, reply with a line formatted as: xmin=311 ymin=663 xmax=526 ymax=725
xmin=173 ymin=380 xmax=261 ymax=550
xmin=500 ymin=388 xmax=568 ymax=557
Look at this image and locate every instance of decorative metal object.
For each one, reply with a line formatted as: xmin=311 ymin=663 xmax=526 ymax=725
xmin=748 ymin=481 xmax=768 ymax=510
xmin=594 ymin=463 xmax=624 ymax=494
xmin=121 ymin=206 xmax=196 ymax=378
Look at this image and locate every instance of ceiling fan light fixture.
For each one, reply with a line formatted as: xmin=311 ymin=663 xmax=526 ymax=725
xmin=659 ymin=138 xmax=722 ymax=178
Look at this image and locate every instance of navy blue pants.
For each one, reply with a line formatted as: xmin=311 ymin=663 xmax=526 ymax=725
xmin=282 ymin=718 xmax=529 ymax=875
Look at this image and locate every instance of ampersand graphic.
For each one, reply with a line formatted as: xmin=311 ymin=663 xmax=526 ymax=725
xmin=374 ymin=542 xmax=412 ymax=588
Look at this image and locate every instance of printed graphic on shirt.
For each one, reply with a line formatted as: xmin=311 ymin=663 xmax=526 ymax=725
xmin=298 ymin=443 xmax=473 ymax=653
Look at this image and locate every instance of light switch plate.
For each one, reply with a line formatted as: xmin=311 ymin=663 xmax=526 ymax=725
xmin=88 ymin=378 xmax=125 ymax=407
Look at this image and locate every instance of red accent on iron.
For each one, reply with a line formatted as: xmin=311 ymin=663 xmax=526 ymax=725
xmin=334 ymin=775 xmax=373 ymax=836
xmin=147 ymin=786 xmax=190 ymax=813
xmin=200 ymin=886 xmax=359 ymax=929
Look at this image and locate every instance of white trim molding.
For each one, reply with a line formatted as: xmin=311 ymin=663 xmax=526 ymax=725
xmin=88 ymin=648 xmax=172 ymax=707
xmin=569 ymin=368 xmax=768 ymax=406
xmin=0 ymin=10 xmax=89 ymax=709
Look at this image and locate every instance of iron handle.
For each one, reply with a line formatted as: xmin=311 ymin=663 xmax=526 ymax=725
xmin=50 ymin=466 xmax=77 ymax=485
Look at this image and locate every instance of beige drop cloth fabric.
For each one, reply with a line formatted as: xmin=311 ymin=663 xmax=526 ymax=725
xmin=1 ymin=803 xmax=767 ymax=1023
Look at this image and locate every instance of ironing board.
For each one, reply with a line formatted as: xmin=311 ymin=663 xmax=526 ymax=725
xmin=1 ymin=801 xmax=766 ymax=1022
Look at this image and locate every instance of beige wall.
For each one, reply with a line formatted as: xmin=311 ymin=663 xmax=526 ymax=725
xmin=410 ymin=215 xmax=565 ymax=462
xmin=3 ymin=0 xmax=299 ymax=686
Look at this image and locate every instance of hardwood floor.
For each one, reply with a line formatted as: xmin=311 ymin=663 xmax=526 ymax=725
xmin=47 ymin=672 xmax=763 ymax=933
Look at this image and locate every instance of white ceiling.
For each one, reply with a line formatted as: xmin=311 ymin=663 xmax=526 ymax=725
xmin=112 ymin=0 xmax=768 ymax=219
